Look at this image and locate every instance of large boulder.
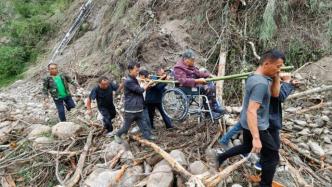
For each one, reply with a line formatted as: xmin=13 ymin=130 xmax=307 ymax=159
xmin=51 ymin=122 xmax=82 ymax=139
xmin=170 ymin=150 xmax=188 ymax=167
xmin=147 ymin=160 xmax=174 ymax=187
xmin=188 ymin=161 xmax=209 ymax=175
xmin=119 ymin=165 xmax=144 ymax=187
xmin=32 ymin=137 xmax=53 ymax=148
xmin=83 ymin=168 xmax=120 ymax=187
xmin=28 ymin=125 xmax=51 ymax=139
xmin=104 ymin=141 xmax=130 ymax=161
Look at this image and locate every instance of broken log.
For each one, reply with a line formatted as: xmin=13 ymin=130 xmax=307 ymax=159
xmin=131 ymin=135 xmax=205 ymax=187
xmin=204 ymin=154 xmax=251 ymax=187
xmin=288 ymin=85 xmax=332 ymax=100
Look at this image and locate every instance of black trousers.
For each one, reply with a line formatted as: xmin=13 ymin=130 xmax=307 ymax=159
xmin=217 ymin=129 xmax=279 ymax=187
xmin=98 ymin=107 xmax=116 ymax=132
xmin=116 ymin=111 xmax=152 ymax=139
xmin=146 ymin=103 xmax=172 ymax=129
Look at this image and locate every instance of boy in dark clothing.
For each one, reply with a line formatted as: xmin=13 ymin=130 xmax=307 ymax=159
xmin=42 ymin=63 xmax=78 ymax=122
xmin=86 ymin=76 xmax=120 ymax=136
xmin=145 ymin=67 xmax=173 ymax=129
xmin=115 ymin=62 xmax=156 ymax=143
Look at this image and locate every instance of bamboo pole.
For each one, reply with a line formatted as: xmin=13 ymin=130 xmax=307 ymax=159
xmin=153 ymin=66 xmax=294 ymax=84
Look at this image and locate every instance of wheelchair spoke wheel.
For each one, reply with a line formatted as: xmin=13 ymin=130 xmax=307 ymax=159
xmin=161 ymin=88 xmax=188 ymax=121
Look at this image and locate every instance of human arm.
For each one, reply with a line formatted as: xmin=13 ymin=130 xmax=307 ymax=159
xmin=247 ymin=83 xmax=269 ymax=153
xmin=271 ymin=74 xmax=281 ymax=97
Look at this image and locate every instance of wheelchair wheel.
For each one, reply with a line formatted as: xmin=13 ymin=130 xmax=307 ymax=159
xmin=161 ymin=88 xmax=189 ymax=121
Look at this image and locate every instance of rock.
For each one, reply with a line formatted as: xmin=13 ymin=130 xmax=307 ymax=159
xmin=322 ymin=110 xmax=331 ymax=115
xmin=308 ymin=123 xmax=319 ymax=128
xmin=188 ymin=161 xmax=209 ymax=175
xmin=292 ymin=125 xmax=303 ymax=131
xmin=297 ymin=143 xmax=310 ymax=150
xmin=294 ymin=120 xmax=307 ymax=126
xmin=308 ymin=141 xmax=325 ymax=157
xmin=104 ymin=141 xmax=130 ymax=161
xmin=285 ymin=107 xmax=298 ymax=113
xmin=304 ymin=114 xmax=312 ymax=122
xmin=231 ymin=184 xmax=243 ymax=187
xmin=226 ymin=176 xmax=233 ymax=183
xmin=313 ymin=128 xmax=323 ymax=135
xmin=119 ymin=165 xmax=143 ymax=187
xmin=233 ymin=139 xmax=242 ymax=146
xmin=121 ymin=151 xmax=134 ymax=163
xmin=147 ymin=160 xmax=174 ymax=187
xmin=28 ymin=125 xmax=51 ymax=139
xmin=144 ymin=161 xmax=152 ymax=174
xmin=33 ymin=137 xmax=53 ymax=148
xmin=83 ymin=168 xmax=120 ymax=187
xmin=298 ymin=128 xmax=310 ymax=136
xmin=170 ymin=150 xmax=188 ymax=167
xmin=51 ymin=122 xmax=82 ymax=139
xmin=323 ymin=136 xmax=332 ymax=144
xmin=0 ymin=102 xmax=8 ymax=112
xmin=321 ymin=115 xmax=330 ymax=122
xmin=323 ymin=128 xmax=330 ymax=134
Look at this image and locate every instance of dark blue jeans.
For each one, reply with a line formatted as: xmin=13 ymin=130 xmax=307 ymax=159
xmin=146 ymin=103 xmax=172 ymax=129
xmin=116 ymin=111 xmax=152 ymax=139
xmin=54 ymin=96 xmax=76 ymax=121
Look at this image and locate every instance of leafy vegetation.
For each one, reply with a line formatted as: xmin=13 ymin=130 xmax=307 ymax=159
xmin=0 ymin=0 xmax=72 ymax=87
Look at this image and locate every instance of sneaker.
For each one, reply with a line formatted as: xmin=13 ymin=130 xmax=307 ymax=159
xmin=130 ymin=126 xmax=140 ymax=133
xmin=114 ymin=135 xmax=122 ymax=144
xmin=146 ymin=135 xmax=157 ymax=141
xmin=105 ymin=131 xmax=116 ymax=137
xmin=254 ymin=162 xmax=262 ymax=171
xmin=205 ymin=149 xmax=219 ymax=171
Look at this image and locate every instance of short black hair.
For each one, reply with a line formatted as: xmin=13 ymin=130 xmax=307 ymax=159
xmin=139 ymin=69 xmax=149 ymax=77
xmin=127 ymin=60 xmax=140 ymax=70
xmin=259 ymin=49 xmax=286 ymax=65
xmin=155 ymin=66 xmax=164 ymax=72
xmin=48 ymin=63 xmax=57 ymax=69
xmin=98 ymin=76 xmax=109 ymax=83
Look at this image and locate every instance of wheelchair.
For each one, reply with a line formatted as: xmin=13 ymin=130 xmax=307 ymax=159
xmin=161 ymin=85 xmax=220 ymax=123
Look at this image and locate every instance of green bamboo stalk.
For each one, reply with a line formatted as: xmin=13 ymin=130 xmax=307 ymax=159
xmin=153 ymin=66 xmax=294 ymax=84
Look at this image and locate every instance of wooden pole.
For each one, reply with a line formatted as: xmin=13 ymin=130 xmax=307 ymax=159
xmin=153 ymin=66 xmax=294 ymax=84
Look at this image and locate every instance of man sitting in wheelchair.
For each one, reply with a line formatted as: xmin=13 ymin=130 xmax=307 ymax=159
xmin=173 ymin=49 xmax=225 ymax=119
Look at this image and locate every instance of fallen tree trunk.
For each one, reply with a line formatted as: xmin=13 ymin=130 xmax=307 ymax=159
xmin=288 ymin=85 xmax=332 ymax=100
xmin=204 ymin=154 xmax=251 ymax=187
xmin=131 ymin=135 xmax=205 ymax=187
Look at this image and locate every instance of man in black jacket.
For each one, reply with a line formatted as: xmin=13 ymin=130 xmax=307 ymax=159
xmin=145 ymin=67 xmax=173 ymax=129
xmin=86 ymin=76 xmax=121 ymax=136
xmin=115 ymin=61 xmax=156 ymax=143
